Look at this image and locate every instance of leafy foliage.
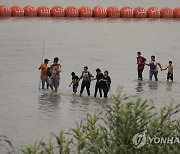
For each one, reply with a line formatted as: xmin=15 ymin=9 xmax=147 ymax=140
xmin=1 ymin=88 xmax=179 ymax=154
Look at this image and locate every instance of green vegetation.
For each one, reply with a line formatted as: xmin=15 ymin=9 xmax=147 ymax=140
xmin=1 ymin=88 xmax=180 ymax=154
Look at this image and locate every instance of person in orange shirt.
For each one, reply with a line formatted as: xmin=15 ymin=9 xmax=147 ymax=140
xmin=39 ymin=59 xmax=50 ymax=89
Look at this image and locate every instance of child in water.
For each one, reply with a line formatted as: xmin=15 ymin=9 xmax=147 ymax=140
xmin=69 ymin=72 xmax=79 ymax=94
xmin=163 ymin=61 xmax=174 ymax=82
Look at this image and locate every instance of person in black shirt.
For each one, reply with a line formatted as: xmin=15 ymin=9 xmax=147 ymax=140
xmin=69 ymin=72 xmax=79 ymax=94
xmin=93 ymin=68 xmax=103 ymax=97
xmin=99 ymin=70 xmax=111 ymax=98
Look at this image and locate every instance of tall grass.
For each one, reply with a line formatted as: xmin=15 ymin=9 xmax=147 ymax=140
xmin=1 ymin=88 xmax=179 ymax=154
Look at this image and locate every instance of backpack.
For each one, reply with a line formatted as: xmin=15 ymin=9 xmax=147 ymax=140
xmin=46 ymin=67 xmax=51 ymax=77
xmin=81 ymin=71 xmax=92 ymax=81
xmin=150 ymin=62 xmax=157 ymax=70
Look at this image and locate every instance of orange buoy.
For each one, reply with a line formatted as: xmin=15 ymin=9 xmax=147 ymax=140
xmin=11 ymin=5 xmax=24 ymax=17
xmin=37 ymin=6 xmax=50 ymax=17
xmin=147 ymin=7 xmax=160 ymax=18
xmin=120 ymin=7 xmax=133 ymax=18
xmin=24 ymin=6 xmax=37 ymax=17
xmin=173 ymin=8 xmax=180 ymax=18
xmin=93 ymin=6 xmax=107 ymax=18
xmin=133 ymin=7 xmax=147 ymax=18
xmin=106 ymin=6 xmax=120 ymax=17
xmin=160 ymin=7 xmax=173 ymax=18
xmin=65 ymin=6 xmax=79 ymax=17
xmin=51 ymin=6 xmax=65 ymax=17
xmin=79 ymin=6 xmax=92 ymax=17
xmin=0 ymin=5 xmax=11 ymax=17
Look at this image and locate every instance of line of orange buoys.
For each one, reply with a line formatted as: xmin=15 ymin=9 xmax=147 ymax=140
xmin=0 ymin=5 xmax=180 ymax=18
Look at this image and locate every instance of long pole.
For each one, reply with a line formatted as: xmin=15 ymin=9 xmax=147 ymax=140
xmin=39 ymin=38 xmax=46 ymax=91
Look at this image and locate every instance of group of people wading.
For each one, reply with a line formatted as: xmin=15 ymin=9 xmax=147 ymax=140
xmin=39 ymin=57 xmax=61 ymax=93
xmin=39 ymin=53 xmax=173 ymax=97
xmin=137 ymin=52 xmax=174 ymax=82
xmin=39 ymin=57 xmax=111 ymax=98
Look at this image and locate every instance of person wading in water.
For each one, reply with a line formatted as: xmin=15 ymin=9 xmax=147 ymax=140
xmin=146 ymin=55 xmax=162 ymax=81
xmin=93 ymin=68 xmax=103 ymax=97
xmin=79 ymin=66 xmax=94 ymax=96
xmin=50 ymin=57 xmax=61 ymax=92
xmin=99 ymin=70 xmax=111 ymax=98
xmin=39 ymin=59 xmax=50 ymax=89
xmin=137 ymin=52 xmax=146 ymax=80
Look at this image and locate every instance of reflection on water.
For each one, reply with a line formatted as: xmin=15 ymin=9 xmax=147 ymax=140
xmin=70 ymin=94 xmax=80 ymax=104
xmin=166 ymin=81 xmax=173 ymax=92
xmin=136 ymin=81 xmax=144 ymax=92
xmin=38 ymin=90 xmax=61 ymax=112
xmin=148 ymin=81 xmax=158 ymax=90
xmin=0 ymin=1 xmax=180 ymax=147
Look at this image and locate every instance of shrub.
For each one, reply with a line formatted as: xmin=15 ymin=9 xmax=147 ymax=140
xmin=1 ymin=88 xmax=179 ymax=154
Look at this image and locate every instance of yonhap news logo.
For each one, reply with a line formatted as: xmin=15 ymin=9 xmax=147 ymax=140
xmin=132 ymin=132 xmax=146 ymax=148
xmin=132 ymin=132 xmax=180 ymax=148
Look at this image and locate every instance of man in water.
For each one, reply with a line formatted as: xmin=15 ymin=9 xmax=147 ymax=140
xmin=137 ymin=52 xmax=146 ymax=80
xmin=79 ymin=66 xmax=94 ymax=96
xmin=50 ymin=57 xmax=61 ymax=92
xmin=146 ymin=55 xmax=162 ymax=81
xmin=39 ymin=59 xmax=49 ymax=89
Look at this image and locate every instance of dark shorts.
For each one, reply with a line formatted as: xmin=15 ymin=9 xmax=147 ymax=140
xmin=167 ymin=73 xmax=173 ymax=81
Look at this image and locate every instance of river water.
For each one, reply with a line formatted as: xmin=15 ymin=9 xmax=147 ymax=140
xmin=0 ymin=0 xmax=180 ymax=150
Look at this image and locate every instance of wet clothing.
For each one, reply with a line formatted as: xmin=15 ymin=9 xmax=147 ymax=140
xmin=39 ymin=63 xmax=49 ymax=89
xmin=40 ymin=63 xmax=48 ymax=78
xmin=101 ymin=76 xmax=111 ymax=98
xmin=72 ymin=75 xmax=79 ymax=86
xmin=149 ymin=60 xmax=159 ymax=71
xmin=73 ymin=84 xmax=78 ymax=93
xmin=149 ymin=60 xmax=159 ymax=81
xmin=80 ymin=71 xmax=93 ymax=96
xmin=80 ymin=82 xmax=91 ymax=96
xmin=167 ymin=72 xmax=173 ymax=81
xmin=72 ymin=75 xmax=79 ymax=93
xmin=149 ymin=70 xmax=158 ymax=81
xmin=50 ymin=76 xmax=60 ymax=88
xmin=80 ymin=71 xmax=93 ymax=82
xmin=50 ymin=63 xmax=61 ymax=89
xmin=50 ymin=64 xmax=61 ymax=77
xmin=137 ymin=56 xmax=146 ymax=70
xmin=41 ymin=76 xmax=49 ymax=89
xmin=138 ymin=69 xmax=144 ymax=81
xmin=166 ymin=65 xmax=173 ymax=81
xmin=137 ymin=56 xmax=146 ymax=80
xmin=94 ymin=73 xmax=103 ymax=97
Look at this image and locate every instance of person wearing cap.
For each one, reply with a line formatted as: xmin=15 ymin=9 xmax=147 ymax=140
xmin=50 ymin=57 xmax=61 ymax=92
xmin=137 ymin=52 xmax=146 ymax=80
xmin=93 ymin=68 xmax=103 ymax=97
xmin=39 ymin=59 xmax=50 ymax=89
